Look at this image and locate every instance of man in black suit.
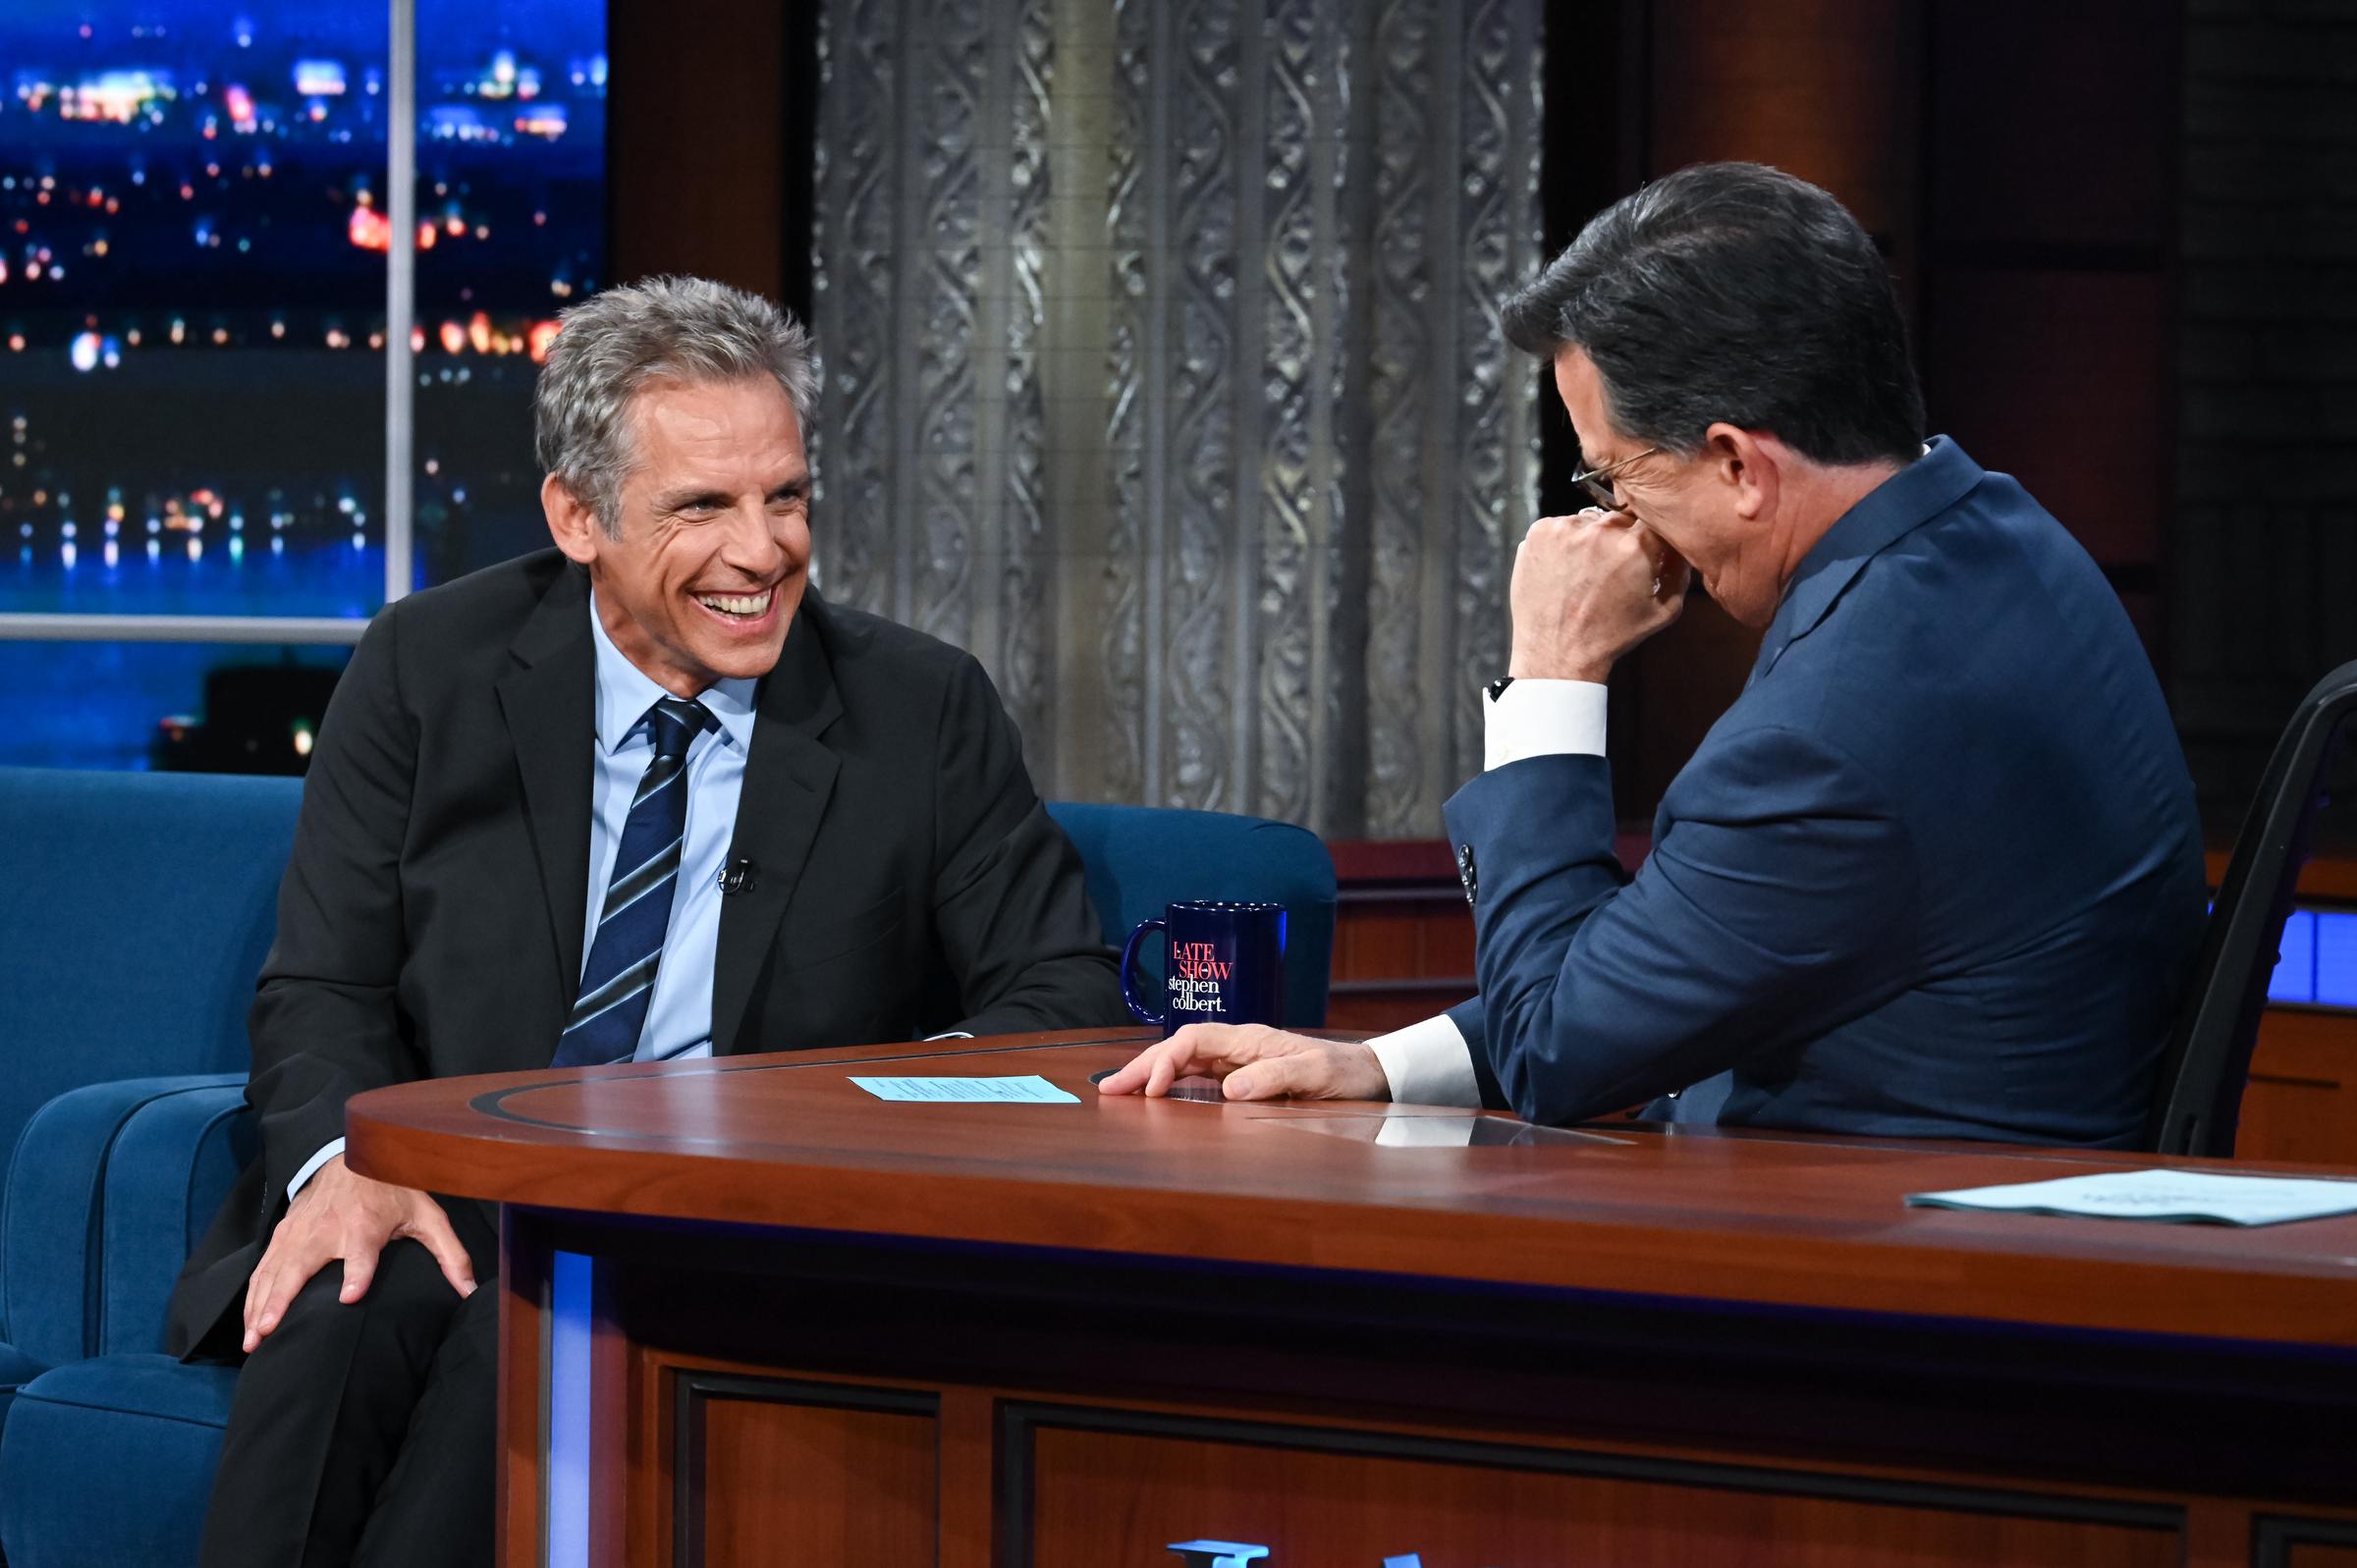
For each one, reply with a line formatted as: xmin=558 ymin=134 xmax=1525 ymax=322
xmin=167 ymin=276 xmax=1127 ymax=1567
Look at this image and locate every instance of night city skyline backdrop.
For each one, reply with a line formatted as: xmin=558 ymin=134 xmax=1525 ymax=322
xmin=0 ymin=0 xmax=606 ymax=766
xmin=2 ymin=0 xmax=604 ymax=613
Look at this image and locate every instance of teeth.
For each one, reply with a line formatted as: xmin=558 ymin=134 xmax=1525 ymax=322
xmin=694 ymin=590 xmax=771 ymax=617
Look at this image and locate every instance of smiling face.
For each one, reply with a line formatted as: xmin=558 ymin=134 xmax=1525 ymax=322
xmin=545 ymin=375 xmax=812 ymax=697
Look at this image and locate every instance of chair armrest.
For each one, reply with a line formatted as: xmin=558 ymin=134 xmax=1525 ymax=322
xmin=1 ymin=1074 xmax=246 ymax=1369
xmin=98 ymin=1077 xmax=253 ymax=1356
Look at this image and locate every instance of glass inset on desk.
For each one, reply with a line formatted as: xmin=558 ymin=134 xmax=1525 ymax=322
xmin=1254 ymin=1113 xmax=1629 ymax=1149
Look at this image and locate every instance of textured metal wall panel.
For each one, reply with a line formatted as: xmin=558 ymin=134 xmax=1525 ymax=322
xmin=813 ymin=0 xmax=1543 ymax=835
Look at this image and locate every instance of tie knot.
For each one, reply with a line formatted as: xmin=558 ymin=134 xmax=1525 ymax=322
xmin=645 ymin=697 xmax=714 ymax=762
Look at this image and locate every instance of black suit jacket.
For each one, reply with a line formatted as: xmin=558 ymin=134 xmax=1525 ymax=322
xmin=168 ymin=550 xmax=1124 ymax=1355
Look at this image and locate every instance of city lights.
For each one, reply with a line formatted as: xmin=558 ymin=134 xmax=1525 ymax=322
xmin=0 ymin=2 xmax=606 ymax=634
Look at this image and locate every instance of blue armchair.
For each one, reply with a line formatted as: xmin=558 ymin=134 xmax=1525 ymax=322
xmin=1047 ymin=801 xmax=1337 ymax=1027
xmin=0 ymin=780 xmax=1333 ymax=1566
xmin=0 ymin=769 xmax=297 ymax=1567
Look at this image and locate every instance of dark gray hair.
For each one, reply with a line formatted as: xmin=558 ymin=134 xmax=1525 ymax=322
xmin=533 ymin=276 xmax=819 ymax=537
xmin=1500 ymin=162 xmax=1925 ymax=468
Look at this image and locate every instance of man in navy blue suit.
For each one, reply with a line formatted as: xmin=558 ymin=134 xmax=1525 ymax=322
xmin=1104 ymin=162 xmax=2205 ymax=1147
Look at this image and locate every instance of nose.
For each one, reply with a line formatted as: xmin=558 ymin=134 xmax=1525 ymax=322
xmin=717 ymin=500 xmax=792 ymax=579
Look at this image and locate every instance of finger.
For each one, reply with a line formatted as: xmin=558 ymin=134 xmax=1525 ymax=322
xmin=241 ymin=1261 xmax=277 ymax=1354
xmin=1101 ymin=1044 xmax=1193 ymax=1096
xmin=1094 ymin=1049 xmax=1155 ymax=1095
xmin=1161 ymin=1024 xmax=1280 ymax=1085
xmin=1145 ymin=1039 xmax=1192 ymax=1098
xmin=1099 ymin=1040 xmax=1186 ymax=1097
xmin=406 ymin=1203 xmax=478 ymax=1298
xmin=1106 ymin=1028 xmax=1273 ymax=1097
xmin=338 ymin=1235 xmax=382 ymax=1304
xmin=247 ymin=1254 xmax=312 ymax=1348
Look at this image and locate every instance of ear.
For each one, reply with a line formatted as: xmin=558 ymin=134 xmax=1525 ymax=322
xmin=542 ymin=473 xmax=603 ymax=567
xmin=1703 ymin=422 xmax=1779 ymax=523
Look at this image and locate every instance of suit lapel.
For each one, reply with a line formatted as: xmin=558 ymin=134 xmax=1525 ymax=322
xmin=494 ymin=568 xmax=597 ymax=1011
xmin=712 ymin=598 xmax=844 ymax=1054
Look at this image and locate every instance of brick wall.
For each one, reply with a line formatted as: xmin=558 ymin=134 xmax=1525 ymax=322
xmin=2173 ymin=0 xmax=2357 ymax=827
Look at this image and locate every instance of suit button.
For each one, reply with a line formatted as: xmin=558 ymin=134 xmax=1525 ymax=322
xmin=1456 ymin=842 xmax=1477 ymax=906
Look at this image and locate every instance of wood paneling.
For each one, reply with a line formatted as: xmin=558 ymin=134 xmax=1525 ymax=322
xmin=495 ymin=1211 xmax=548 ymax=1568
xmin=2240 ymin=1009 xmax=2357 ymax=1169
xmin=1915 ymin=1 xmax=2174 ymax=659
xmin=1647 ymin=0 xmax=1922 ymax=242
xmin=1925 ymin=0 xmax=2174 ymax=250
xmin=1327 ymin=839 xmax=1477 ymax=1031
xmin=1328 ymin=888 xmax=1476 ymax=1033
xmin=2205 ymin=852 xmax=2357 ymax=904
xmin=1924 ymin=271 xmax=2171 ymax=569
xmin=2260 ymin=1514 xmax=2357 ymax=1568
xmin=1025 ymin=1421 xmax=2179 ymax=1568
xmin=681 ymin=1381 xmax=934 ymax=1568
xmin=606 ymin=0 xmax=813 ymax=305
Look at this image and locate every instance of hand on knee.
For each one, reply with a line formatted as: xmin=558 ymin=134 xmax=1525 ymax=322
xmin=243 ymin=1156 xmax=478 ymax=1354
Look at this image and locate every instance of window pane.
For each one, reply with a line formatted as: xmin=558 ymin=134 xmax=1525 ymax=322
xmin=411 ymin=0 xmax=606 ymax=587
xmin=0 ymin=2 xmax=392 ymax=619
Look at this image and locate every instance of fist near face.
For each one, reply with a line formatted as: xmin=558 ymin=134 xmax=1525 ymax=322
xmin=1507 ymin=509 xmax=1690 ymax=683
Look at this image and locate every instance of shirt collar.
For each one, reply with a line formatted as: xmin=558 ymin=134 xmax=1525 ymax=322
xmin=1752 ymin=435 xmax=1985 ymax=679
xmin=586 ymin=593 xmax=760 ymax=756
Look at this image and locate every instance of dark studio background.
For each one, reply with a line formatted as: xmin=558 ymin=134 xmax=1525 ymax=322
xmin=6 ymin=0 xmax=2352 ymax=842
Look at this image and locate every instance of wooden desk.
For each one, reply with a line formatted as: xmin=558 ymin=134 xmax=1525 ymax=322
xmin=348 ymin=1030 xmax=2357 ymax=1568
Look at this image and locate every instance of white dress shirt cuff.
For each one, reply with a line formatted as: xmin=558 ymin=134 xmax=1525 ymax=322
xmin=1366 ymin=1012 xmax=1483 ymax=1108
xmin=286 ymin=1137 xmax=346 ymax=1203
xmin=1484 ymin=678 xmax=1609 ymax=770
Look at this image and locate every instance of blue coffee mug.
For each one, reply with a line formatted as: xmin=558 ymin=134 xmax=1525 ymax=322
xmin=1120 ymin=900 xmax=1288 ymax=1036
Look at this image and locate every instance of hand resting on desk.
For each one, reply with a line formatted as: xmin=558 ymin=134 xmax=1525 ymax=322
xmin=1096 ymin=1023 xmax=1390 ymax=1102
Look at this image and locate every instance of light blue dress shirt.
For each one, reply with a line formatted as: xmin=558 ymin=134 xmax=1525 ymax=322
xmin=287 ymin=595 xmax=757 ymax=1198
xmin=582 ymin=592 xmax=757 ymax=1063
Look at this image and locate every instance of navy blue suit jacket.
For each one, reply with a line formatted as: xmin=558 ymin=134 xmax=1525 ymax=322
xmin=1441 ymin=437 xmax=2204 ymax=1147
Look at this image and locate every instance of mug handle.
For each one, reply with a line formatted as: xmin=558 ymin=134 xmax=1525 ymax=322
xmin=1119 ymin=917 xmax=1169 ymax=1028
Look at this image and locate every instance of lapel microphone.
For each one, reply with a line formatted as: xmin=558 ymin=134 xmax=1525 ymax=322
xmin=718 ymin=858 xmax=758 ymax=896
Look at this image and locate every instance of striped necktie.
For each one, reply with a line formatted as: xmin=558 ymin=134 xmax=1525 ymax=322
xmin=552 ymin=696 xmax=716 ymax=1067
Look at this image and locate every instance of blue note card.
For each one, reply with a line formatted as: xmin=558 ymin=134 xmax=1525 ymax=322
xmin=850 ymin=1074 xmax=1080 ymax=1105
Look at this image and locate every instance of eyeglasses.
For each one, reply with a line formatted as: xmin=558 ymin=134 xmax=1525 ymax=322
xmin=1567 ymin=446 xmax=1662 ymax=515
